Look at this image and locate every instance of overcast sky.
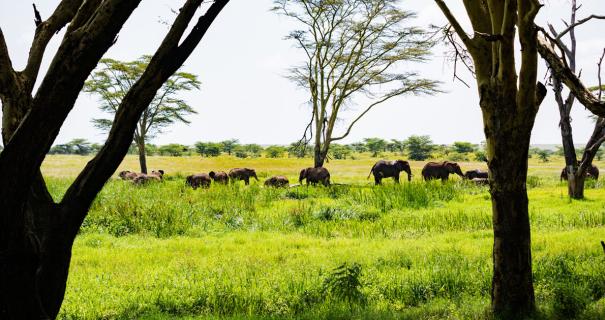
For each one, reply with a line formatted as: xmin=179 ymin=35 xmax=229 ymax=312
xmin=0 ymin=0 xmax=603 ymax=146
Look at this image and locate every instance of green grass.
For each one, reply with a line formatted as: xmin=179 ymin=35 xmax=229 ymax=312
xmin=40 ymin=155 xmax=605 ymax=319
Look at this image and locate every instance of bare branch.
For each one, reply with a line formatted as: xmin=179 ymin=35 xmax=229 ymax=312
xmin=0 ymin=27 xmax=15 ymax=93
xmin=32 ymin=4 xmax=42 ymax=27
xmin=555 ymin=14 xmax=605 ymax=41
xmin=538 ymin=33 xmax=605 ymax=117
xmin=598 ymin=48 xmax=604 ymax=102
xmin=434 ymin=0 xmax=475 ymax=51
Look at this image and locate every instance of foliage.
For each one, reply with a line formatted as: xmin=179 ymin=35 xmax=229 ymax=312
xmin=84 ymin=56 xmax=200 ymax=170
xmin=288 ymin=142 xmax=311 ymax=158
xmin=38 ymin=155 xmax=605 ymax=319
xmin=536 ymin=149 xmax=553 ymax=162
xmin=243 ymin=144 xmax=264 ymax=158
xmin=274 ymin=0 xmax=439 ymax=166
xmin=349 ymin=143 xmax=368 ymax=153
xmin=194 ymin=142 xmax=222 ymax=157
xmin=220 ymin=139 xmax=240 ymax=155
xmin=265 ymin=145 xmax=287 ymax=158
xmin=48 ymin=139 xmax=96 ymax=155
xmin=404 ymin=135 xmax=434 ymax=160
xmin=452 ymin=142 xmax=475 ymax=154
xmin=388 ymin=139 xmax=406 ymax=155
xmin=322 ymin=262 xmax=366 ymax=305
xmin=363 ymin=138 xmax=388 ymax=157
xmin=158 ymin=144 xmax=190 ymax=157
xmin=474 ymin=150 xmax=487 ymax=162
xmin=330 ymin=144 xmax=352 ymax=160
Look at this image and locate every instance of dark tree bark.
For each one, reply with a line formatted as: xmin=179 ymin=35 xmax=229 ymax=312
xmin=135 ymin=135 xmax=148 ymax=174
xmin=0 ymin=1 xmax=229 ymax=318
xmin=435 ymin=0 xmax=545 ymax=317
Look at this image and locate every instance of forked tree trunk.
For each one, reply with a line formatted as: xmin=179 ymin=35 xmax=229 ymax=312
xmin=0 ymin=1 xmax=230 ymax=318
xmin=0 ymin=182 xmax=83 ymax=319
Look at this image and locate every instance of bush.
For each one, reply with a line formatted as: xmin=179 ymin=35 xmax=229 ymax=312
xmin=265 ymin=145 xmax=286 ymax=158
xmin=404 ymin=135 xmax=434 ymax=161
xmin=194 ymin=142 xmax=222 ymax=157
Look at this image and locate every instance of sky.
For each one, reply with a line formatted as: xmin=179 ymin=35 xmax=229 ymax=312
xmin=0 ymin=0 xmax=603 ymax=146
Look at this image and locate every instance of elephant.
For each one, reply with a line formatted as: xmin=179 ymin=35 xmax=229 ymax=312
xmin=299 ymin=167 xmax=330 ymax=186
xmin=133 ymin=170 xmax=164 ymax=185
xmin=421 ymin=161 xmax=464 ymax=181
xmin=464 ymin=169 xmax=488 ymax=180
xmin=228 ymin=168 xmax=259 ymax=185
xmin=560 ymin=164 xmax=599 ymax=181
xmin=367 ymin=159 xmax=412 ymax=185
xmin=118 ymin=170 xmax=139 ymax=180
xmin=209 ymin=171 xmax=229 ymax=184
xmin=186 ymin=173 xmax=212 ymax=189
xmin=264 ymin=176 xmax=290 ymax=188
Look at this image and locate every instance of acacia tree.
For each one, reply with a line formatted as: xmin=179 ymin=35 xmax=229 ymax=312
xmin=85 ymin=56 xmax=200 ymax=174
xmin=541 ymin=1 xmax=605 ymax=198
xmin=0 ymin=1 xmax=229 ymax=318
xmin=434 ymin=1 xmax=548 ymax=317
xmin=274 ymin=0 xmax=439 ymax=168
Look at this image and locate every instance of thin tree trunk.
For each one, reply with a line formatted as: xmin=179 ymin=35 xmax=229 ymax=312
xmin=136 ymin=137 xmax=147 ymax=174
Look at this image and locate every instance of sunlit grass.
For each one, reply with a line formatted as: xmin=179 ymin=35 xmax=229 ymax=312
xmin=46 ymin=155 xmax=605 ymax=319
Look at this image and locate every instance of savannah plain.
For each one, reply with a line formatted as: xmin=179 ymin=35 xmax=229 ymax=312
xmin=42 ymin=154 xmax=605 ymax=319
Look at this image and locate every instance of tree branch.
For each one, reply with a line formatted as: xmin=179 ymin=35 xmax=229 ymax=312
xmin=61 ymin=0 xmax=230 ymax=215
xmin=555 ymin=14 xmax=605 ymax=41
xmin=0 ymin=27 xmax=15 ymax=93
xmin=0 ymin=0 xmax=143 ymax=221
xmin=434 ymin=0 xmax=475 ymax=51
xmin=538 ymin=33 xmax=605 ymax=117
xmin=22 ymin=0 xmax=85 ymax=91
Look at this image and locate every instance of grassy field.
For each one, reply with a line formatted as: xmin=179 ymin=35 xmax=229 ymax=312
xmin=43 ymin=155 xmax=605 ymax=319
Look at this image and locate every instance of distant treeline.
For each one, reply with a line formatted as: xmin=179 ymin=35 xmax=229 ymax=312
xmin=43 ymin=136 xmax=603 ymax=162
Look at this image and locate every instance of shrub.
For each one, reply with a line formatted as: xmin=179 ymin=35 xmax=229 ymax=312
xmin=322 ymin=263 xmax=366 ymax=305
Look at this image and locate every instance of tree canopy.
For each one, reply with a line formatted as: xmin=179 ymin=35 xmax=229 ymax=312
xmin=85 ymin=55 xmax=200 ymax=173
xmin=274 ymin=0 xmax=439 ymax=167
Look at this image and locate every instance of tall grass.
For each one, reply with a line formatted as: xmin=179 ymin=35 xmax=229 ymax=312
xmin=41 ymin=155 xmax=605 ymax=319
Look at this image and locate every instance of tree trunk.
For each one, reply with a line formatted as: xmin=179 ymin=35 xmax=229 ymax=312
xmin=313 ymin=147 xmax=325 ymax=168
xmin=136 ymin=138 xmax=147 ymax=174
xmin=568 ymin=171 xmax=585 ymax=199
xmin=0 ymin=190 xmax=82 ymax=320
xmin=481 ymin=84 xmax=541 ymax=317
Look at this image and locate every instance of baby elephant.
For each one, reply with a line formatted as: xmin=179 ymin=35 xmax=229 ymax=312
xmin=464 ymin=169 xmax=488 ymax=180
xmin=134 ymin=170 xmax=164 ymax=185
xmin=368 ymin=159 xmax=412 ymax=185
xmin=209 ymin=171 xmax=229 ymax=184
xmin=264 ymin=176 xmax=290 ymax=188
xmin=118 ymin=170 xmax=139 ymax=180
xmin=299 ymin=167 xmax=330 ymax=186
xmin=228 ymin=168 xmax=259 ymax=185
xmin=186 ymin=173 xmax=212 ymax=189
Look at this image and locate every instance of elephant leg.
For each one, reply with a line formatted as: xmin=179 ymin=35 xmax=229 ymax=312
xmin=374 ymin=175 xmax=381 ymax=185
xmin=244 ymin=177 xmax=250 ymax=185
xmin=394 ymin=174 xmax=400 ymax=184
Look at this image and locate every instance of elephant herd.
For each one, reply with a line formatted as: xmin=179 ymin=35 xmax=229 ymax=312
xmin=118 ymin=160 xmax=600 ymax=189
